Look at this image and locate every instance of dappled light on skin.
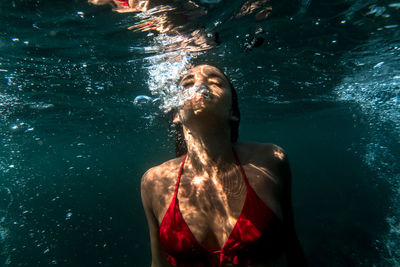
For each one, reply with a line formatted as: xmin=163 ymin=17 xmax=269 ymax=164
xmin=248 ymin=163 xmax=279 ymax=185
xmin=192 ymin=175 xmax=206 ymax=186
xmin=149 ymin=155 xmax=246 ymax=243
xmin=273 ymin=146 xmax=285 ymax=161
xmin=178 ymin=65 xmax=232 ymax=118
xmin=167 ymin=66 xmax=281 ymax=249
xmin=88 ymin=1 xmax=279 ymax=126
xmin=152 ymin=150 xmax=286 ymax=266
xmin=138 ymin=65 xmax=301 ymax=266
xmin=176 ymin=153 xmax=247 ymax=246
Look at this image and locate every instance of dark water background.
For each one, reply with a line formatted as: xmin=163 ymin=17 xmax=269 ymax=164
xmin=1 ymin=0 xmax=399 ymax=266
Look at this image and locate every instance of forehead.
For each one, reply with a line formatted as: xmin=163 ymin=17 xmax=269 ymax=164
xmin=181 ymin=65 xmax=228 ymax=83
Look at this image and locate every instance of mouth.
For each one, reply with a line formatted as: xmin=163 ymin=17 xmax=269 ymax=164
xmin=192 ymin=84 xmax=212 ymax=101
xmin=197 ymin=87 xmax=211 ymax=99
xmin=181 ymin=84 xmax=212 ymax=102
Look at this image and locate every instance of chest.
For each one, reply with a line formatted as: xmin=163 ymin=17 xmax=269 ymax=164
xmin=178 ymin=179 xmax=246 ymax=249
xmin=156 ymin=164 xmax=283 ymax=250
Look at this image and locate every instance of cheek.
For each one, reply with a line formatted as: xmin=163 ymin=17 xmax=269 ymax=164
xmin=219 ymin=95 xmax=231 ymax=109
xmin=218 ymin=89 xmax=232 ymax=106
xmin=214 ymin=93 xmax=232 ymax=118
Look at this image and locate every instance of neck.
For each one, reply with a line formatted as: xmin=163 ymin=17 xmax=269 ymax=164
xmin=182 ymin=123 xmax=235 ymax=176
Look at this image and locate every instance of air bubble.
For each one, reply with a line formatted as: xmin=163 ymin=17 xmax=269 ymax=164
xmin=133 ymin=95 xmax=153 ymax=106
xmin=77 ymin=11 xmax=84 ymax=18
xmin=65 ymin=212 xmax=72 ymax=220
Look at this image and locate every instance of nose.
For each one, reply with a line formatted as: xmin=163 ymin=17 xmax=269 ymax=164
xmin=193 ymin=73 xmax=207 ymax=86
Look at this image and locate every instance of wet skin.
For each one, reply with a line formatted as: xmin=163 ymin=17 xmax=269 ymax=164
xmin=141 ymin=65 xmax=303 ymax=266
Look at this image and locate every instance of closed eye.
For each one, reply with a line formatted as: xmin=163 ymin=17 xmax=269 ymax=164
xmin=209 ymin=81 xmax=221 ymax=87
xmin=182 ymin=82 xmax=194 ymax=88
xmin=208 ymin=78 xmax=223 ymax=86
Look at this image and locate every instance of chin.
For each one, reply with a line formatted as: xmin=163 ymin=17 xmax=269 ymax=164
xmin=181 ymin=97 xmax=227 ymax=121
xmin=181 ymin=98 xmax=208 ymax=113
xmin=192 ymin=101 xmax=208 ymax=113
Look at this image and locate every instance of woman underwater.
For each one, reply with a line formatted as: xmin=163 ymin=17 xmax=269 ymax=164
xmin=141 ymin=64 xmax=307 ymax=266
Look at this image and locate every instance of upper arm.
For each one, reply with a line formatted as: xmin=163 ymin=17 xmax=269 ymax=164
xmin=269 ymin=145 xmax=307 ymax=266
xmin=141 ymin=169 xmax=171 ymax=267
xmin=277 ymin=150 xmax=296 ymax=237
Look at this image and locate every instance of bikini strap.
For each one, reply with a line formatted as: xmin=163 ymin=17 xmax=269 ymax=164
xmin=232 ymin=147 xmax=250 ymax=187
xmin=174 ymin=154 xmax=187 ymax=198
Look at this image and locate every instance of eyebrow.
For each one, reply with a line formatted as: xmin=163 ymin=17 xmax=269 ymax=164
xmin=180 ymin=73 xmax=225 ymax=84
xmin=207 ymin=73 xmax=225 ymax=81
xmin=180 ymin=74 xmax=194 ymax=84
xmin=207 ymin=75 xmax=225 ymax=83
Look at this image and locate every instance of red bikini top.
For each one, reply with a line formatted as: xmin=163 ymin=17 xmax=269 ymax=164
xmin=114 ymin=0 xmax=130 ymax=7
xmin=159 ymin=149 xmax=284 ymax=266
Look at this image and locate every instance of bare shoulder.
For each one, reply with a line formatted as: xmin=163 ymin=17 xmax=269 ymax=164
xmin=235 ymin=141 xmax=288 ymax=162
xmin=141 ymin=156 xmax=184 ymax=216
xmin=141 ymin=156 xmax=183 ymax=192
xmin=234 ymin=142 xmax=291 ymax=183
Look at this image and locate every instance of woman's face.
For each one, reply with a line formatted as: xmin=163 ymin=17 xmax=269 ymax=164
xmin=178 ymin=65 xmax=232 ymax=120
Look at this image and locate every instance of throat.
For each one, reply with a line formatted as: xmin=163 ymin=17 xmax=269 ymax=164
xmin=184 ymin=132 xmax=234 ymax=175
xmin=183 ymin=122 xmax=232 ymax=164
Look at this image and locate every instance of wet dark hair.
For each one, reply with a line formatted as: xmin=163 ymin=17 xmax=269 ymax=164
xmin=173 ymin=66 xmax=240 ymax=157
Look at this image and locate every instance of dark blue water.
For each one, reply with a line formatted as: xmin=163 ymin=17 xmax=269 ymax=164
xmin=1 ymin=0 xmax=399 ymax=266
